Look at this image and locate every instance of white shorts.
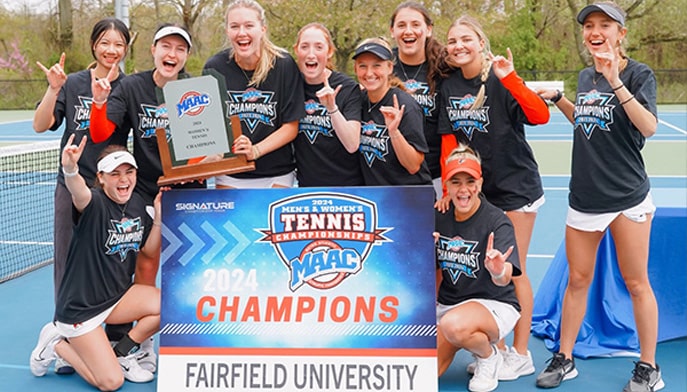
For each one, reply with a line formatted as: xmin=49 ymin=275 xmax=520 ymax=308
xmin=215 ymin=171 xmax=296 ymax=188
xmin=55 ymin=300 xmax=120 ymax=338
xmin=511 ymin=195 xmax=546 ymax=213
xmin=436 ymin=299 xmax=521 ymax=340
xmin=567 ymin=193 xmax=655 ymax=232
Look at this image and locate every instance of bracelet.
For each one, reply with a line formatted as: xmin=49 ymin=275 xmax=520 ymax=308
xmin=152 ymin=221 xmax=162 ymax=227
xmin=252 ymin=145 xmax=261 ymax=160
xmin=612 ymin=83 xmax=625 ymax=91
xmin=62 ymin=166 xmax=79 ymax=177
xmin=491 ymin=267 xmax=507 ymax=280
xmin=620 ymin=95 xmax=635 ymax=105
xmin=551 ymin=90 xmax=563 ymax=104
xmin=328 ymin=106 xmax=339 ymax=115
xmin=92 ymin=97 xmax=107 ymax=105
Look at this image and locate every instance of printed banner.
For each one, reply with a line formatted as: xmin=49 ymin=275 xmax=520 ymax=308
xmin=158 ymin=187 xmax=437 ymax=391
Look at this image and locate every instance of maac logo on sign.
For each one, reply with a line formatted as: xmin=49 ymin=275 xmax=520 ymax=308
xmin=258 ymin=192 xmax=390 ymax=292
xmin=176 ymin=91 xmax=210 ymax=118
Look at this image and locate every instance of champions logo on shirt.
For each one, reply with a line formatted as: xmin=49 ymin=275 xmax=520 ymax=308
xmin=447 ymin=95 xmax=490 ymax=140
xmin=573 ymin=90 xmax=615 ymax=139
xmin=298 ymin=99 xmax=333 ymax=144
xmin=359 ymin=121 xmax=390 ymax=167
xmin=404 ymin=80 xmax=436 ymax=117
xmin=176 ymin=91 xmax=210 ymax=118
xmin=106 ymin=217 xmax=144 ymax=261
xmin=436 ymin=234 xmax=480 ymax=283
xmin=227 ymin=88 xmax=277 ymax=133
xmin=138 ymin=103 xmax=170 ymax=139
xmin=72 ymin=96 xmax=93 ymax=131
xmin=258 ymin=192 xmax=390 ymax=291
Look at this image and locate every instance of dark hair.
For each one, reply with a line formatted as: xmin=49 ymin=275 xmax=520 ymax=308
xmin=90 ymin=18 xmax=130 ymax=61
xmin=154 ymin=23 xmax=193 ymax=51
xmin=389 ymin=1 xmax=444 ymax=94
xmin=94 ymin=145 xmax=132 ymax=189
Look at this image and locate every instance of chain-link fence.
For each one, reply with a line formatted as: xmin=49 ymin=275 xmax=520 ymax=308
xmin=2 ymin=69 xmax=685 ymax=110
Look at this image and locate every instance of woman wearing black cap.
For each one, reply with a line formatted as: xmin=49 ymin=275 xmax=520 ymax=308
xmin=435 ymin=144 xmax=521 ymax=392
xmin=353 ymin=37 xmax=431 ymax=186
xmin=536 ymin=2 xmax=662 ymax=391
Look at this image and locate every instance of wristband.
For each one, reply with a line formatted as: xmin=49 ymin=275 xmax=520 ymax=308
xmin=620 ymin=95 xmax=635 ymax=105
xmin=252 ymin=145 xmax=261 ymax=160
xmin=551 ymin=90 xmax=563 ymax=104
xmin=612 ymin=83 xmax=625 ymax=91
xmin=328 ymin=106 xmax=339 ymax=115
xmin=62 ymin=167 xmax=79 ymax=177
xmin=92 ymin=98 xmax=107 ymax=105
xmin=491 ymin=266 xmax=507 ymax=280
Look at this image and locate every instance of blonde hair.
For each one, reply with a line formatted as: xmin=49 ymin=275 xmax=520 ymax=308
xmin=225 ymin=0 xmax=285 ymax=86
xmin=355 ymin=37 xmax=407 ymax=92
xmin=446 ymin=143 xmax=481 ymax=165
xmin=294 ymin=22 xmax=336 ymax=70
xmin=447 ymin=15 xmax=491 ymax=109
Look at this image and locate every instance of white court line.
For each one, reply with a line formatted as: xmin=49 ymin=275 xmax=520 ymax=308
xmin=528 ymin=254 xmax=555 ymax=259
xmin=659 ymin=118 xmax=687 ymax=135
xmin=0 ymin=240 xmax=52 ymax=246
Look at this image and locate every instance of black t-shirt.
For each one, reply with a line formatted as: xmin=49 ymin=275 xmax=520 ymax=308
xmin=392 ymin=50 xmax=441 ymax=178
xmin=55 ymin=189 xmax=151 ymax=324
xmin=437 ymin=69 xmax=544 ymax=211
xmin=359 ymin=87 xmax=432 ymax=186
xmin=435 ymin=195 xmax=521 ymax=310
xmin=204 ymin=49 xmax=306 ymax=178
xmin=294 ymin=71 xmax=364 ymax=186
xmin=51 ymin=69 xmax=128 ymax=186
xmin=569 ymin=59 xmax=657 ymax=212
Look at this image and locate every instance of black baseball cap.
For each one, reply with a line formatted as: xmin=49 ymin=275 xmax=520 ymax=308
xmin=352 ymin=42 xmax=393 ymax=61
xmin=577 ymin=3 xmax=626 ymax=26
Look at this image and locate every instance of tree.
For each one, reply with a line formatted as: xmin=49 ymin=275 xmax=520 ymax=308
xmin=58 ymin=0 xmax=73 ymax=50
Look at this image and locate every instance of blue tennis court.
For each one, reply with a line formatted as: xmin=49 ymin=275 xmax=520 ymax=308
xmin=1 ymin=107 xmax=685 ymax=391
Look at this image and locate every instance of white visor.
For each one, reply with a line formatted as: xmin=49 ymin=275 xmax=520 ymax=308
xmin=97 ymin=150 xmax=138 ymax=173
xmin=153 ymin=26 xmax=192 ymax=48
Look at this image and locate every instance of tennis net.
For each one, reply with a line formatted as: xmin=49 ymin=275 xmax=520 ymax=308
xmin=0 ymin=140 xmax=59 ymax=282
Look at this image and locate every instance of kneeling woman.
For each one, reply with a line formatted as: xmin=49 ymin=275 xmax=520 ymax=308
xmin=435 ymin=145 xmax=521 ymax=392
xmin=30 ymin=135 xmax=163 ymax=390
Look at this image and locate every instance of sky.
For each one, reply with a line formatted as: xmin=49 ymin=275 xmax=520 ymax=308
xmin=4 ymin=0 xmax=55 ymax=14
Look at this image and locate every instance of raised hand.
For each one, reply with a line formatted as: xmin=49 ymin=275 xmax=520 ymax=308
xmin=379 ymin=94 xmax=405 ymax=138
xmin=61 ymin=134 xmax=87 ymax=173
xmin=593 ymin=39 xmax=621 ymax=87
xmin=489 ymin=48 xmax=514 ymax=79
xmin=90 ymin=64 xmax=118 ymax=105
xmin=36 ymin=52 xmax=67 ymax=91
xmin=315 ymin=76 xmax=342 ymax=114
xmin=484 ymin=231 xmax=514 ymax=279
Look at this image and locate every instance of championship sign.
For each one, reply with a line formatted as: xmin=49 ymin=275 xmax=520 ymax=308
xmin=158 ymin=187 xmax=437 ymax=391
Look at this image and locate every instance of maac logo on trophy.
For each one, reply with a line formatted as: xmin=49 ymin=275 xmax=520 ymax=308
xmin=258 ymin=192 xmax=390 ymax=292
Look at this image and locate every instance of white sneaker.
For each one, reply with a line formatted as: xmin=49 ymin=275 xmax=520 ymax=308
xmin=498 ymin=346 xmax=535 ymax=380
xmin=54 ymin=356 xmax=75 ymax=375
xmin=467 ymin=347 xmax=506 ymax=374
xmin=118 ymin=353 xmax=154 ymax=383
xmin=136 ymin=337 xmax=157 ymax=373
xmin=30 ymin=322 xmax=62 ymax=376
xmin=468 ymin=346 xmax=503 ymax=392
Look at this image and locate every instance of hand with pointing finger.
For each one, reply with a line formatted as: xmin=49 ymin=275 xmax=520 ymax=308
xmin=315 ymin=76 xmax=342 ymax=114
xmin=379 ymin=94 xmax=405 ymax=138
xmin=489 ymin=48 xmax=515 ymax=80
xmin=36 ymin=52 xmax=68 ymax=92
xmin=90 ymin=64 xmax=118 ymax=106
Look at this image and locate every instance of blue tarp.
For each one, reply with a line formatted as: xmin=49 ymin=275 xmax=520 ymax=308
xmin=532 ymin=207 xmax=687 ymax=358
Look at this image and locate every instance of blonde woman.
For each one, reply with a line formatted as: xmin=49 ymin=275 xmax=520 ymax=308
xmin=536 ymin=2 xmax=662 ymax=391
xmin=353 ymin=37 xmax=431 ymax=186
xmin=204 ymin=0 xmax=305 ymax=188
xmin=436 ymin=15 xmax=550 ymax=381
